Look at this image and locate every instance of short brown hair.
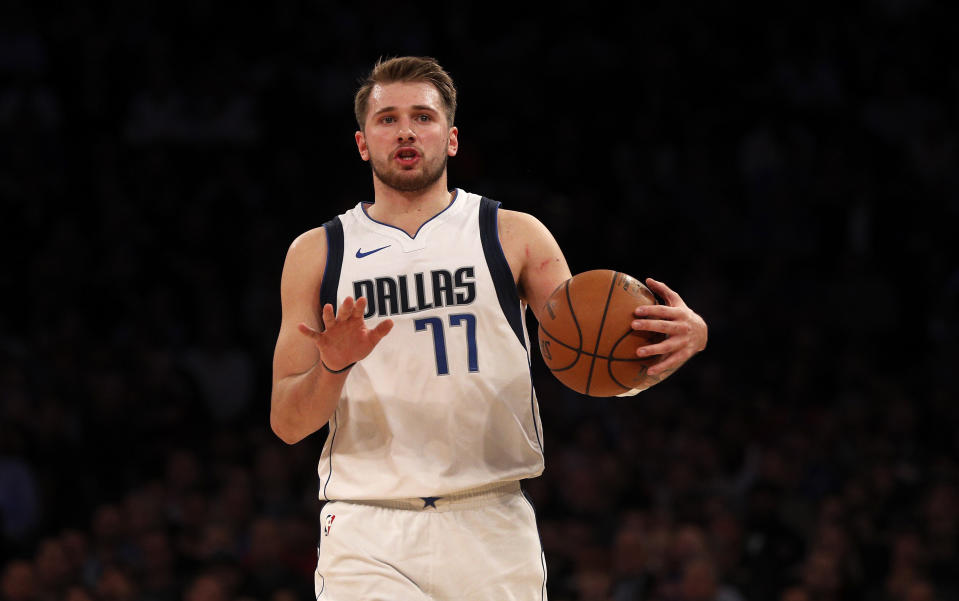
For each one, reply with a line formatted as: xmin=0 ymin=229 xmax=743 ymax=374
xmin=353 ymin=56 xmax=457 ymax=130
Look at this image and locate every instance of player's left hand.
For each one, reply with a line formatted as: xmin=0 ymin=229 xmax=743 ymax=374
xmin=630 ymin=278 xmax=708 ymax=378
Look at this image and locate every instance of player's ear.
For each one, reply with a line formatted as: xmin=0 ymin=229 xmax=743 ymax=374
xmin=447 ymin=126 xmax=458 ymax=157
xmin=355 ymin=130 xmax=370 ymax=161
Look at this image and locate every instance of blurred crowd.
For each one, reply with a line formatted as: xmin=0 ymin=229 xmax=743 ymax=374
xmin=2 ymin=1 xmax=957 ymax=600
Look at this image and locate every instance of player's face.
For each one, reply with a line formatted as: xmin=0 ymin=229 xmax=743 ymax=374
xmin=356 ymin=81 xmax=458 ymax=193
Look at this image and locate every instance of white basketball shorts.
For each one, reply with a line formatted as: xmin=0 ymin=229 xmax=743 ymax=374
xmin=314 ymin=481 xmax=548 ymax=600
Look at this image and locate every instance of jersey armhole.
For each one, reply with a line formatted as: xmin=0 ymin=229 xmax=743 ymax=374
xmin=478 ymin=197 xmax=526 ymax=349
xmin=319 ymin=217 xmax=345 ymax=325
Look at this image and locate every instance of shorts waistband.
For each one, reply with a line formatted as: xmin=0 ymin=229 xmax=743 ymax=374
xmin=342 ymin=481 xmax=521 ymax=512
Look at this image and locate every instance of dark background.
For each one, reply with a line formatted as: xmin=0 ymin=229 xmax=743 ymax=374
xmin=2 ymin=2 xmax=957 ymax=601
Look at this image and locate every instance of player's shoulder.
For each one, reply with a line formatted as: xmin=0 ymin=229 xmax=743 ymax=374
xmin=291 ymin=225 xmax=327 ymax=248
xmin=496 ymin=208 xmax=553 ymax=239
xmin=284 ymin=225 xmax=328 ymax=265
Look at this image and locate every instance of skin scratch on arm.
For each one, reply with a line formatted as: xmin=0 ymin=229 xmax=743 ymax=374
xmin=538 ymin=258 xmax=557 ymax=271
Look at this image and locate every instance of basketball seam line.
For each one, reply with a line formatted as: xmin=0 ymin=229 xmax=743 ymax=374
xmin=606 ymin=285 xmax=665 ymax=389
xmin=564 ymin=279 xmax=583 ymax=349
xmin=538 ymin=327 xmax=654 ymax=367
xmin=607 ymin=327 xmax=652 ymax=389
xmin=536 ymin=278 xmax=586 ymax=373
xmin=586 ymin=272 xmax=618 ymax=394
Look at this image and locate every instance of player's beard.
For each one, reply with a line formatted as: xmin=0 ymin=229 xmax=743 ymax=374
xmin=370 ymin=153 xmax=448 ymax=193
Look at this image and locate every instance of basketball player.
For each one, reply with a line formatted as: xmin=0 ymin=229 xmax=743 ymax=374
xmin=270 ymin=56 xmax=708 ymax=600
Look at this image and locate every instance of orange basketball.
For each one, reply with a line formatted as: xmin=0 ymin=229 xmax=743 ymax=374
xmin=537 ymin=270 xmax=665 ymax=397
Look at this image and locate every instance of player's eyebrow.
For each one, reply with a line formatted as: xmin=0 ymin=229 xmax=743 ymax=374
xmin=372 ymin=105 xmax=439 ymax=116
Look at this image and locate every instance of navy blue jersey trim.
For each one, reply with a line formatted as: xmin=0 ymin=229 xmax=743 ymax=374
xmin=319 ymin=218 xmax=343 ymax=502
xmin=360 ymin=189 xmax=460 ymax=239
xmin=322 ymin=411 xmax=338 ymax=501
xmin=478 ymin=197 xmax=526 ymax=349
xmin=520 ymin=486 xmax=548 ymax=601
xmin=320 ymin=217 xmax=345 ymax=314
xmin=525 ymin=346 xmax=544 ymax=452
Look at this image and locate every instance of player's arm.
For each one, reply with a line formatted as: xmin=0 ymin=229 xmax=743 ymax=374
xmin=271 ymin=227 xmax=341 ymax=444
xmin=270 ymin=227 xmax=393 ymax=444
xmin=497 ymin=209 xmax=573 ymax=323
xmin=499 ymin=208 xmax=707 ymax=388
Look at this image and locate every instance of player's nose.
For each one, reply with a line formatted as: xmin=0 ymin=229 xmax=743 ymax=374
xmin=397 ymin=119 xmax=416 ymax=142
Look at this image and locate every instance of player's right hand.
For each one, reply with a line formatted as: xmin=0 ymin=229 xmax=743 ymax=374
xmin=297 ymin=296 xmax=394 ymax=372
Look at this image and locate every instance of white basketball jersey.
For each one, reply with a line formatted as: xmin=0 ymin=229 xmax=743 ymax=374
xmin=316 ymin=189 xmax=545 ymax=501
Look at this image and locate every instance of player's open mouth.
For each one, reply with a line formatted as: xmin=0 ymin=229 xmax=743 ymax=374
xmin=394 ymin=148 xmax=420 ymax=165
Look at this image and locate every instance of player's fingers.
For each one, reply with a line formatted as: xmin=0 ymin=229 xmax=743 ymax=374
xmin=645 ymin=278 xmax=685 ymax=307
xmin=647 ymin=350 xmax=691 ymax=376
xmin=631 ymin=318 xmax=689 ymax=337
xmin=352 ymin=296 xmax=368 ymax=319
xmin=633 ymin=304 xmax=682 ymax=319
xmin=297 ymin=322 xmax=322 ymax=340
xmin=369 ymin=319 xmax=394 ymax=345
xmin=336 ymin=297 xmax=355 ymax=322
xmin=635 ymin=335 xmax=685 ymax=358
xmin=321 ymin=303 xmax=336 ymax=328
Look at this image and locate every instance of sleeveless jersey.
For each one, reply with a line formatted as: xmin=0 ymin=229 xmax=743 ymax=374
xmin=317 ymin=189 xmax=545 ymax=501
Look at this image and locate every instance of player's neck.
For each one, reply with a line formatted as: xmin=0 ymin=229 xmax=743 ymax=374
xmin=367 ymin=179 xmax=455 ymax=235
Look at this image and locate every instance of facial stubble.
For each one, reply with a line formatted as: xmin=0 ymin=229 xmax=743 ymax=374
xmin=369 ymin=152 xmax=449 ymax=193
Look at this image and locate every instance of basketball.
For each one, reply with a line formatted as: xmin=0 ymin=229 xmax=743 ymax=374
xmin=537 ymin=269 xmax=665 ymax=397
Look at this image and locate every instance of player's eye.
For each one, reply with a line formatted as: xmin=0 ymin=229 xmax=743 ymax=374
xmin=381 ymin=116 xmax=395 ymax=124
xmin=417 ymin=114 xmax=431 ymax=122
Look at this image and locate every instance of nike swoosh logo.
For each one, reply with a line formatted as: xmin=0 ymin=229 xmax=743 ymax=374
xmin=355 ymin=245 xmax=391 ymax=258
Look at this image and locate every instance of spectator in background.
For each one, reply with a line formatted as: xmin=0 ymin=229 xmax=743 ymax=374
xmin=0 ymin=560 xmax=36 ymax=601
xmin=0 ymin=427 xmax=40 ymax=551
xmin=740 ymin=480 xmax=806 ymax=600
xmin=611 ymin=511 xmax=655 ymax=601
xmin=136 ymin=529 xmax=180 ymax=601
xmin=93 ymin=566 xmax=138 ymax=601
xmin=182 ymin=572 xmax=227 ymax=601
xmin=241 ymin=517 xmax=307 ymax=600
xmin=63 ymin=586 xmax=95 ymax=601
xmin=83 ymin=503 xmax=137 ymax=585
xmin=251 ymin=445 xmax=298 ymax=519
xmin=920 ymin=481 xmax=958 ymax=597
xmin=677 ymin=555 xmax=746 ymax=601
xmin=903 ymin=580 xmax=941 ymax=601
xmin=31 ymin=538 xmax=70 ymax=601
xmin=180 ymin=303 xmax=255 ymax=426
xmin=799 ymin=549 xmax=844 ymax=601
xmin=57 ymin=530 xmax=89 ymax=588
xmin=780 ymin=587 xmax=810 ymax=601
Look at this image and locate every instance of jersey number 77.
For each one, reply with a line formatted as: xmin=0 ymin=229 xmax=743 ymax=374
xmin=414 ymin=313 xmax=479 ymax=375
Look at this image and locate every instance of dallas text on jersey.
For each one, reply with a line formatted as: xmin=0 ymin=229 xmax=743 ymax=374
xmin=353 ymin=267 xmax=477 ymax=318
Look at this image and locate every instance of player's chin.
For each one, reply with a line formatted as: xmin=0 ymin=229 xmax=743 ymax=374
xmin=389 ymin=175 xmax=433 ymax=192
